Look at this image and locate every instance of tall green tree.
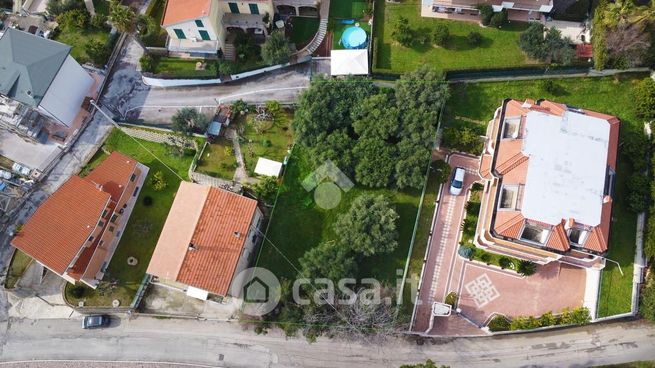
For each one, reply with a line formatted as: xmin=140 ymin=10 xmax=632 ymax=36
xmin=353 ymin=138 xmax=397 ymax=188
xmin=109 ymin=0 xmax=136 ymax=33
xmin=333 ymin=194 xmax=399 ymax=257
xmin=352 ymin=93 xmax=400 ymax=140
xmin=391 ymin=16 xmax=413 ymax=47
xmin=310 ymin=129 xmax=356 ymax=177
xmin=261 ymin=31 xmax=291 ymax=65
xmin=395 ymin=140 xmax=430 ymax=189
xmin=171 ymin=107 xmax=209 ymax=135
xmin=299 ymin=241 xmax=357 ymax=281
xmin=293 ymin=75 xmax=377 ymax=146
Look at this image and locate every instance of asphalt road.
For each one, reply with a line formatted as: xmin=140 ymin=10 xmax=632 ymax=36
xmin=100 ymin=37 xmax=313 ymax=126
xmin=1 ymin=316 xmax=654 ymax=367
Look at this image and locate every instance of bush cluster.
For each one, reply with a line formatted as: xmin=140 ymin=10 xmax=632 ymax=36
xmin=488 ymin=307 xmax=591 ymax=332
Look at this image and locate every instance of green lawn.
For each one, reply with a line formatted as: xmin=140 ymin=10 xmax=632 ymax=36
xmin=152 ymin=57 xmax=219 ymax=78
xmin=235 ymin=109 xmax=293 ymax=175
xmin=5 ymin=249 xmax=33 ymax=289
xmin=373 ymin=0 xmax=534 ymax=73
xmin=64 ymin=128 xmax=196 ymax=307
xmin=330 ymin=0 xmax=369 ymax=19
xmin=289 ymin=17 xmax=320 ymax=48
xmin=195 ymin=138 xmax=238 ymax=180
xmin=440 ymin=74 xmax=648 ymax=317
xmin=597 ymin=155 xmax=637 ymax=317
xmin=257 ymin=146 xmax=422 ymax=284
xmin=331 ymin=21 xmax=371 ymax=50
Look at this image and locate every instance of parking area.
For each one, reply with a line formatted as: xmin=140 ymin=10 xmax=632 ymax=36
xmin=411 ymin=153 xmax=588 ymax=336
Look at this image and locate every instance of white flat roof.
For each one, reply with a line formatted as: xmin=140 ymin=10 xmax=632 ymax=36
xmin=520 ymin=110 xmax=610 ymax=226
xmin=254 ymin=157 xmax=283 ymax=178
xmin=330 ymin=49 xmax=369 ymax=76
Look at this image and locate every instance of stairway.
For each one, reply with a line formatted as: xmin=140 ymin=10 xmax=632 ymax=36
xmin=223 ymin=43 xmax=236 ymax=61
xmin=295 ymin=0 xmax=330 ymax=58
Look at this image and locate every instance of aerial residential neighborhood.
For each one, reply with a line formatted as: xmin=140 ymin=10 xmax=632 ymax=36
xmin=0 ymin=0 xmax=655 ymax=366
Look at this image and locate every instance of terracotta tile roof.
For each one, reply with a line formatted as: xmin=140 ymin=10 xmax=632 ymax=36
xmin=545 ymin=222 xmax=570 ymax=252
xmin=162 ymin=0 xmax=212 ymax=26
xmin=85 ymin=151 xmax=138 ymax=201
xmin=495 ymin=212 xmax=524 ymax=239
xmin=496 ymin=151 xmax=529 ymax=175
xmin=584 ymin=226 xmax=608 ymax=253
xmin=147 ymin=182 xmax=209 ymax=281
xmin=147 ymin=182 xmax=259 ymax=296
xmin=11 ymin=176 xmax=110 ymax=274
xmin=479 ymin=154 xmax=493 ymax=179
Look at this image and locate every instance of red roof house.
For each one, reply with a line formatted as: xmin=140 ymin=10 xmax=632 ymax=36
xmin=11 ymin=152 xmax=148 ymax=287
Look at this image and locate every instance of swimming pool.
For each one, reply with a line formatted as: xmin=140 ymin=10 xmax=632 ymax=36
xmin=340 ymin=25 xmax=367 ymax=49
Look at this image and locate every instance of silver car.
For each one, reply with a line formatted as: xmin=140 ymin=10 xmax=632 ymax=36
xmin=449 ymin=167 xmax=465 ymax=196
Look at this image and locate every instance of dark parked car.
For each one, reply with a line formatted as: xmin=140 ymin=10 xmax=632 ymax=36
xmin=82 ymin=315 xmax=111 ymax=329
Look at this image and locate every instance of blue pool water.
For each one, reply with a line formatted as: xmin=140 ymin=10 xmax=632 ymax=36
xmin=340 ymin=26 xmax=367 ymax=49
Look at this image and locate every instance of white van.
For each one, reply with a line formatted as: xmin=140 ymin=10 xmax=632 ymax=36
xmin=449 ymin=167 xmax=465 ymax=196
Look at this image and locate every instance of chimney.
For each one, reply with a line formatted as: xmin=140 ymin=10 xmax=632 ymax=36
xmin=234 ymin=231 xmax=241 ymax=238
xmin=603 ymin=195 xmax=612 ymax=204
xmin=188 ymin=243 xmax=197 ymax=251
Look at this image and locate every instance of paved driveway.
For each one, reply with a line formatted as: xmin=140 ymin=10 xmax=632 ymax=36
xmin=411 ymin=153 xmax=482 ymax=336
xmin=411 ymin=153 xmax=588 ymax=336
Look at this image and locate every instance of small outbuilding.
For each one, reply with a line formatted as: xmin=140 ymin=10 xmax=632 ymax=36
xmin=254 ymin=157 xmax=283 ymax=178
xmin=330 ymin=49 xmax=369 ymax=76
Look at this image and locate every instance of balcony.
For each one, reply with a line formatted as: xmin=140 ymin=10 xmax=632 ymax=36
xmin=166 ymin=38 xmax=220 ymax=54
xmin=222 ymin=13 xmax=268 ymax=34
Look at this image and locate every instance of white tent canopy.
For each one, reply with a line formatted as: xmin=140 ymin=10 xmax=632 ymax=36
xmin=254 ymin=157 xmax=283 ymax=178
xmin=330 ymin=49 xmax=369 ymax=76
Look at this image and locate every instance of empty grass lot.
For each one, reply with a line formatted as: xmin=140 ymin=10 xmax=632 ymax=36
xmin=5 ymin=249 xmax=33 ymax=289
xmin=373 ymin=0 xmax=534 ymax=73
xmin=439 ymin=74 xmax=648 ymax=317
xmin=64 ymin=128 xmax=196 ymax=307
xmin=330 ymin=0 xmax=369 ymax=19
xmin=289 ymin=17 xmax=320 ymax=48
xmin=152 ymin=57 xmax=219 ymax=79
xmin=256 ymin=147 xmax=422 ymax=285
xmin=235 ymin=109 xmax=293 ymax=175
xmin=195 ymin=138 xmax=238 ymax=180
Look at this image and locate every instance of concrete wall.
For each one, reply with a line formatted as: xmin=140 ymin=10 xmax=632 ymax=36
xmin=39 ymin=56 xmax=94 ymax=127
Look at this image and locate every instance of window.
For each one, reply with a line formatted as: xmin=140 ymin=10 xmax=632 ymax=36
xmin=173 ymin=28 xmax=186 ymax=39
xmin=108 ymin=226 xmax=115 ymax=233
xmin=502 ymin=117 xmax=521 ymax=139
xmin=604 ymin=166 xmax=616 ymax=197
xmin=98 ymin=220 xmax=105 ymax=227
xmin=110 ymin=214 xmax=118 ymax=223
xmin=195 ymin=19 xmax=204 ymax=27
xmin=569 ymin=228 xmax=588 ymax=245
xmin=199 ymin=30 xmax=211 ymax=41
xmin=102 ymin=209 xmax=108 ymax=218
xmin=499 ymin=186 xmax=517 ymax=210
xmin=520 ymin=224 xmax=549 ymax=244
xmin=228 ymin=2 xmax=239 ymax=13
xmin=133 ymin=186 xmax=140 ymax=197
xmin=88 ymin=235 xmax=94 ymax=242
xmin=249 ymin=3 xmax=259 ymax=14
xmin=130 ymin=173 xmax=136 ymax=182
